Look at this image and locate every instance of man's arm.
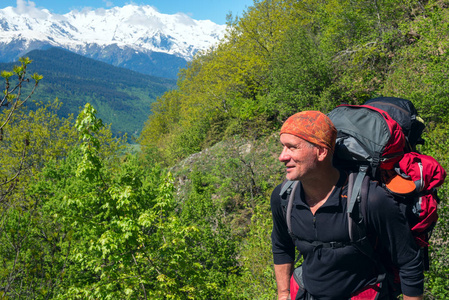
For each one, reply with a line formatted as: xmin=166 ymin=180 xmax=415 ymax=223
xmin=271 ymin=184 xmax=296 ymax=299
xmin=366 ymin=185 xmax=424 ymax=298
xmin=274 ymin=262 xmax=294 ymax=300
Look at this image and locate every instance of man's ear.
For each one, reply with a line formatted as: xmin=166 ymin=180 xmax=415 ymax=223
xmin=316 ymin=146 xmax=329 ymax=161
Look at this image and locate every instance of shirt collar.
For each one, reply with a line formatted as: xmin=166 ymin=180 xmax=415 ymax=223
xmin=293 ymin=171 xmax=348 ymax=208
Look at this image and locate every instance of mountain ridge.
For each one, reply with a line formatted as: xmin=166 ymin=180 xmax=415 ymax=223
xmin=0 ymin=4 xmax=226 ymax=78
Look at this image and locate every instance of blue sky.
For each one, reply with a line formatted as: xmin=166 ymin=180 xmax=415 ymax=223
xmin=1 ymin=0 xmax=255 ymax=24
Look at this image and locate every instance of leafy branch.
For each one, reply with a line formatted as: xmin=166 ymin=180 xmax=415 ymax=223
xmin=0 ymin=58 xmax=41 ymax=191
xmin=1 ymin=57 xmax=43 ymax=137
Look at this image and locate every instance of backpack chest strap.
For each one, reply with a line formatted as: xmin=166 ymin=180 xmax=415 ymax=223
xmin=296 ymin=239 xmax=354 ymax=259
xmin=296 ymin=239 xmax=354 ymax=251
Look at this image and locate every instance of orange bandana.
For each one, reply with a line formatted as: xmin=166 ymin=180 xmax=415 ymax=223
xmin=280 ymin=111 xmax=337 ymax=151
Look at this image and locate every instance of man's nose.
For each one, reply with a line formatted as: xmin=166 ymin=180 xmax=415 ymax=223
xmin=279 ymin=147 xmax=290 ymax=162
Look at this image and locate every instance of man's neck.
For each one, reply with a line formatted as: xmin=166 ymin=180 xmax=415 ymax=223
xmin=302 ymin=167 xmax=340 ymax=207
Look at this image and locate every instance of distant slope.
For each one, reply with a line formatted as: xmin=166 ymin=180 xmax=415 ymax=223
xmin=83 ymin=44 xmax=188 ymax=79
xmin=0 ymin=47 xmax=177 ymax=140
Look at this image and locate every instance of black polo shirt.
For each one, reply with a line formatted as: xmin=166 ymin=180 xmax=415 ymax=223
xmin=271 ymin=172 xmax=424 ymax=299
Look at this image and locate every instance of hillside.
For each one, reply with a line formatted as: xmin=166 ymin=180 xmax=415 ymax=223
xmin=1 ymin=0 xmax=449 ymax=299
xmin=138 ymin=0 xmax=449 ymax=297
xmin=0 ymin=47 xmax=177 ymax=140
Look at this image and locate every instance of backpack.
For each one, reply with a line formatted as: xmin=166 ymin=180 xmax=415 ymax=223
xmin=327 ymin=102 xmax=446 ymax=263
xmin=281 ymin=99 xmax=446 ymax=299
xmin=364 ymin=97 xmax=426 ymax=151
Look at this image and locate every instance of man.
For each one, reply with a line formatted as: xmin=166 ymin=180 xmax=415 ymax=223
xmin=270 ymin=111 xmax=424 ymax=300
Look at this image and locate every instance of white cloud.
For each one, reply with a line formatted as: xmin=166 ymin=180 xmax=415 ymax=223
xmin=175 ymin=13 xmax=196 ymax=26
xmin=126 ymin=1 xmax=138 ymax=7
xmin=125 ymin=14 xmax=165 ymax=30
xmin=95 ymin=7 xmax=107 ymax=16
xmin=14 ymin=0 xmax=49 ymax=19
xmin=103 ymin=0 xmax=114 ymax=8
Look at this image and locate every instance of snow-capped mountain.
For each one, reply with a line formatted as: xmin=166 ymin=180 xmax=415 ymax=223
xmin=0 ymin=4 xmax=227 ymax=78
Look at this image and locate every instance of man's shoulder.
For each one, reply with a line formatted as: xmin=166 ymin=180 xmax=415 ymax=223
xmin=367 ymin=179 xmax=388 ymax=194
xmin=273 ymin=181 xmax=285 ymax=195
xmin=270 ymin=181 xmax=285 ymax=206
xmin=365 ymin=179 xmax=397 ymax=212
xmin=273 ymin=179 xmax=299 ymax=196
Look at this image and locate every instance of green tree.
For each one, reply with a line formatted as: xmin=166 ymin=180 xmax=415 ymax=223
xmin=267 ymin=26 xmax=335 ymax=122
xmin=0 ymin=101 xmax=126 ymax=298
xmin=139 ymin=0 xmax=305 ymax=162
xmin=1 ymin=57 xmax=43 ymax=133
xmin=0 ymin=57 xmax=43 ymax=203
xmin=20 ymin=104 xmax=241 ymax=299
xmin=0 ymin=100 xmax=77 ymax=297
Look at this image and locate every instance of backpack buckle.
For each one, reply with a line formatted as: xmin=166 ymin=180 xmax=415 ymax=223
xmin=329 ymin=241 xmax=345 ymax=249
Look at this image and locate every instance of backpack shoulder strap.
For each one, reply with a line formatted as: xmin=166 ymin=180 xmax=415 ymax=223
xmin=280 ymin=180 xmax=296 ymax=206
xmin=348 ymin=170 xmax=388 ymax=285
xmin=347 ymin=165 xmax=368 ymax=214
xmin=347 ymin=169 xmax=379 ymax=262
xmin=279 ymin=180 xmax=299 ymax=238
xmin=286 ymin=181 xmax=299 ymax=237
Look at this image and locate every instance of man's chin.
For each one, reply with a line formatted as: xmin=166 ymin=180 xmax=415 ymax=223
xmin=285 ymin=172 xmax=297 ymax=181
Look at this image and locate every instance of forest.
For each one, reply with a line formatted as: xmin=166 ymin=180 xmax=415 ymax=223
xmin=0 ymin=48 xmax=176 ymax=140
xmin=1 ymin=0 xmax=449 ymax=299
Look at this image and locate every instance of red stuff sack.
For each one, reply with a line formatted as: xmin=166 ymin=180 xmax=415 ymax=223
xmin=388 ymin=152 xmax=447 ymax=248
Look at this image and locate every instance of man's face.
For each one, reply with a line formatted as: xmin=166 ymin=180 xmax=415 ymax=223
xmin=279 ymin=133 xmax=319 ymax=181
